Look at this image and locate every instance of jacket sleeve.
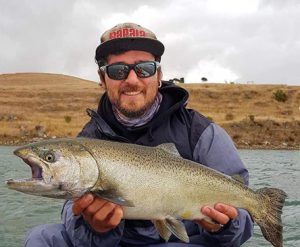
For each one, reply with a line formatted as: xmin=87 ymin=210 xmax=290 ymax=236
xmin=61 ymin=200 xmax=124 ymax=247
xmin=192 ymin=123 xmax=254 ymax=247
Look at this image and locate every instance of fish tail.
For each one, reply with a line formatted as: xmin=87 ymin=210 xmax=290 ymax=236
xmin=253 ymin=188 xmax=287 ymax=247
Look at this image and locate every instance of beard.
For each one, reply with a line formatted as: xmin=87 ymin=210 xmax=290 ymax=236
xmin=107 ymin=83 xmax=159 ymax=119
xmin=116 ymin=85 xmax=157 ymax=118
xmin=115 ymin=97 xmax=156 ymax=118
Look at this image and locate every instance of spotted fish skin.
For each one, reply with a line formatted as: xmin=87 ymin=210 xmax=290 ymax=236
xmin=6 ymin=138 xmax=287 ymax=247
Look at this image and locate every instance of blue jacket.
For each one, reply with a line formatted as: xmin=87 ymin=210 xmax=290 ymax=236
xmin=61 ymin=82 xmax=254 ymax=247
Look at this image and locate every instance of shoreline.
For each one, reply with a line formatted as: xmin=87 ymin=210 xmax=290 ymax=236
xmin=0 ymin=137 xmax=298 ymax=150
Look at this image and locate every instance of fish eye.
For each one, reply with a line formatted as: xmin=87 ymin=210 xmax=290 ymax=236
xmin=44 ymin=152 xmax=55 ymax=163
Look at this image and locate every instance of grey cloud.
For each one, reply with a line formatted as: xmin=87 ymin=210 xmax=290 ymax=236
xmin=259 ymin=0 xmax=300 ymax=9
xmin=0 ymin=0 xmax=299 ymax=85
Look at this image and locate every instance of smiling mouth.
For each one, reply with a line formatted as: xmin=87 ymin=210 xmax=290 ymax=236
xmin=123 ymin=91 xmax=142 ymax=96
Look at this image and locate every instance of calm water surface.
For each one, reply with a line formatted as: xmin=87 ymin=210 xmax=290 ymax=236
xmin=0 ymin=146 xmax=299 ymax=247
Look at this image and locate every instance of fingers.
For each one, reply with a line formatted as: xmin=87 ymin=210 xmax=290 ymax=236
xmin=82 ymin=197 xmax=108 ymax=223
xmin=91 ymin=201 xmax=116 ymax=224
xmin=199 ymin=203 xmax=238 ymax=232
xmin=195 ymin=219 xmax=223 ymax=233
xmin=201 ymin=206 xmax=230 ymax=225
xmin=107 ymin=206 xmax=123 ymax=227
xmin=72 ymin=194 xmax=94 ymax=215
xmin=92 ymin=205 xmax=124 ymax=233
xmin=72 ymin=194 xmax=123 ymax=233
xmin=214 ymin=203 xmax=238 ymax=220
xmin=195 ymin=203 xmax=239 ymax=233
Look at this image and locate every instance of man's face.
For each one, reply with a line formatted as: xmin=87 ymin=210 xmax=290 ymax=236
xmin=100 ymin=50 xmax=160 ymax=118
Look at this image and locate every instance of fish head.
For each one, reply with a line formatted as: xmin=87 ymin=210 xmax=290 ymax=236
xmin=6 ymin=139 xmax=99 ymax=199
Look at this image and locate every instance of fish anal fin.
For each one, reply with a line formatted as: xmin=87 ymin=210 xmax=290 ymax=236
xmin=92 ymin=189 xmax=134 ymax=207
xmin=165 ymin=217 xmax=189 ymax=243
xmin=153 ymin=219 xmax=172 ymax=242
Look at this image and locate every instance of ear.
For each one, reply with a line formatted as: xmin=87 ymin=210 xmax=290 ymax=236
xmin=157 ymin=67 xmax=163 ymax=81
xmin=157 ymin=67 xmax=163 ymax=88
xmin=98 ymin=70 xmax=106 ymax=89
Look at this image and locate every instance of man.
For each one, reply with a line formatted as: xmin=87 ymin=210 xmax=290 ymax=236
xmin=24 ymin=23 xmax=254 ymax=247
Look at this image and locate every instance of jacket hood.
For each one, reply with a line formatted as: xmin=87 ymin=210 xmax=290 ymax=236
xmin=95 ymin=81 xmax=189 ymax=142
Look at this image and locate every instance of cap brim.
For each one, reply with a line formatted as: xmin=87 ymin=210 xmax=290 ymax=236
xmin=95 ymin=38 xmax=164 ymax=61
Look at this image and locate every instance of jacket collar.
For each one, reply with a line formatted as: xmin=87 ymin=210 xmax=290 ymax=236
xmin=90 ymin=81 xmax=189 ymax=141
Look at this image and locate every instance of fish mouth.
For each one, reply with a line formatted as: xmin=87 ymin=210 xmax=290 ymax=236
xmin=20 ymin=156 xmax=44 ymax=181
xmin=6 ymin=148 xmax=62 ymax=197
xmin=7 ymin=149 xmax=45 ymax=185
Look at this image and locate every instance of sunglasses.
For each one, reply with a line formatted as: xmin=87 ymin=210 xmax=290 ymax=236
xmin=100 ymin=61 xmax=160 ymax=80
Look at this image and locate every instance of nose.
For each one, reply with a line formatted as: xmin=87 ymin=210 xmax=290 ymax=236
xmin=125 ymin=68 xmax=139 ymax=84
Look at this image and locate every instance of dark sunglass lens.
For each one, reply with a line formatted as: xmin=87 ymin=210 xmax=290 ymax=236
xmin=135 ymin=62 xmax=156 ymax=78
xmin=107 ymin=64 xmax=129 ymax=80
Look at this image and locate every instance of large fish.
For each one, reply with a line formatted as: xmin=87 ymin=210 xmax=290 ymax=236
xmin=6 ymin=138 xmax=287 ymax=247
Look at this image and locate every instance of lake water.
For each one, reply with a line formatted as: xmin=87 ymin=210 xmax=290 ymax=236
xmin=0 ymin=146 xmax=299 ymax=247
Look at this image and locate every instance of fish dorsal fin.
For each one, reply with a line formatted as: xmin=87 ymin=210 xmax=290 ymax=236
xmin=92 ymin=189 xmax=135 ymax=207
xmin=231 ymin=174 xmax=245 ymax=184
xmin=153 ymin=217 xmax=189 ymax=243
xmin=156 ymin=143 xmax=181 ymax=157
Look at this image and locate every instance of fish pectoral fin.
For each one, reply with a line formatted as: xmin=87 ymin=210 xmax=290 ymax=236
xmin=92 ymin=189 xmax=134 ymax=207
xmin=153 ymin=219 xmax=172 ymax=242
xmin=165 ymin=217 xmax=189 ymax=243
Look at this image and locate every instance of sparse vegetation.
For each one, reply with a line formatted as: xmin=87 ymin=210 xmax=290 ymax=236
xmin=249 ymin=115 xmax=255 ymax=122
xmin=273 ymin=89 xmax=288 ymax=102
xmin=225 ymin=113 xmax=234 ymax=121
xmin=0 ymin=73 xmax=299 ymax=149
xmin=206 ymin=116 xmax=213 ymax=122
xmin=64 ymin=115 xmax=72 ymax=123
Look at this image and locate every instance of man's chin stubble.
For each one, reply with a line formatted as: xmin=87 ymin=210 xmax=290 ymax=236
xmin=118 ymin=106 xmax=148 ymax=118
xmin=117 ymin=100 xmax=155 ymax=118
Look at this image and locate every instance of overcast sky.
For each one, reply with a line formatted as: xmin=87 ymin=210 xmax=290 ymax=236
xmin=1 ymin=0 xmax=300 ymax=85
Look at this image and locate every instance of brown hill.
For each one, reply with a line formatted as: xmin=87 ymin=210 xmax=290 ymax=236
xmin=0 ymin=73 xmax=299 ymax=149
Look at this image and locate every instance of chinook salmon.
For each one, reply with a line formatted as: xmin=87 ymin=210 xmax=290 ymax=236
xmin=6 ymin=138 xmax=287 ymax=247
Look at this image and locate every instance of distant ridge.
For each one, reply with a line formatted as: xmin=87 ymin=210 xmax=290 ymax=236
xmin=0 ymin=73 xmax=299 ymax=149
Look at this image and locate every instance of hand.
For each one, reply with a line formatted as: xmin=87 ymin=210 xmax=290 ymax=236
xmin=194 ymin=203 xmax=238 ymax=233
xmin=72 ymin=193 xmax=123 ymax=233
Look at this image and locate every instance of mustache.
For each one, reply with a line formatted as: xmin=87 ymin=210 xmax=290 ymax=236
xmin=120 ymin=85 xmax=142 ymax=93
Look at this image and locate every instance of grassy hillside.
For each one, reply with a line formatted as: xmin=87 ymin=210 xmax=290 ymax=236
xmin=0 ymin=73 xmax=299 ymax=149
